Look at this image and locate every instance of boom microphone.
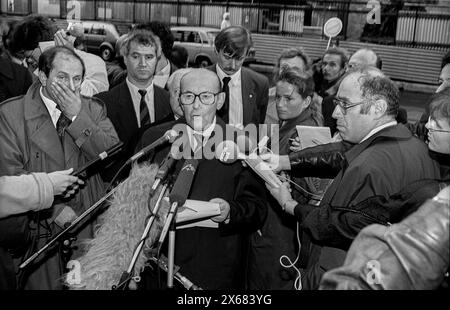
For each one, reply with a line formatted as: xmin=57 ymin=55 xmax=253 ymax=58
xmin=71 ymin=141 xmax=123 ymax=178
xmin=150 ymin=150 xmax=179 ymax=196
xmin=127 ymin=130 xmax=178 ymax=164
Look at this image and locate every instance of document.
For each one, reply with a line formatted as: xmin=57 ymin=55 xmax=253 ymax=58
xmin=165 ymin=198 xmax=221 ymax=229
xmin=296 ymin=126 xmax=332 ymax=149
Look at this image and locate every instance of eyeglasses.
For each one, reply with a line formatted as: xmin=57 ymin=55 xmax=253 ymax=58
xmin=179 ymin=91 xmax=220 ymax=105
xmin=427 ymin=117 xmax=450 ymax=133
xmin=333 ymin=97 xmax=365 ymax=114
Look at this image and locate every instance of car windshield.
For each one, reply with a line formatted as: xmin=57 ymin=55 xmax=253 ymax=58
xmin=206 ymin=31 xmax=220 ymax=44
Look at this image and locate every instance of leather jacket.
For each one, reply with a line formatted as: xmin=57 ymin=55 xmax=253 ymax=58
xmin=319 ymin=185 xmax=450 ymax=290
xmin=288 ymin=141 xmax=353 ymax=179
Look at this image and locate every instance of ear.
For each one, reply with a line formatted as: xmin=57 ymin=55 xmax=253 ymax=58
xmin=38 ymin=71 xmax=48 ymax=87
xmin=372 ymin=99 xmax=387 ymax=116
xmin=304 ymin=96 xmax=312 ymax=108
xmin=215 ymin=92 xmax=225 ymax=111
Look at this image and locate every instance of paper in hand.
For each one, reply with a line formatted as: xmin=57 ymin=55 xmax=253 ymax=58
xmin=296 ymin=126 xmax=332 ymax=150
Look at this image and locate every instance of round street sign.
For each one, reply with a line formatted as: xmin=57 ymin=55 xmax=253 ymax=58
xmin=323 ymin=17 xmax=343 ymax=38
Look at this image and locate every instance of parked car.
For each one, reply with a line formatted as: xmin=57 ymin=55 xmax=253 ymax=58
xmin=171 ymin=26 xmax=256 ymax=68
xmin=80 ymin=21 xmax=121 ymax=61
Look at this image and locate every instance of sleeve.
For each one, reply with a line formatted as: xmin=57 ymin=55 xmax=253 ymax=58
xmin=66 ymin=97 xmax=120 ymax=159
xmin=288 ymin=141 xmax=352 ymax=178
xmin=79 ymin=52 xmax=109 ymax=97
xmin=219 ymin=168 xmax=268 ymax=235
xmin=0 ymin=173 xmax=54 ymax=219
xmin=0 ymin=107 xmax=27 ymax=176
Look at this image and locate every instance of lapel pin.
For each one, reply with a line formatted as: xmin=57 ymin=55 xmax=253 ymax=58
xmin=249 ymin=94 xmax=253 ymax=98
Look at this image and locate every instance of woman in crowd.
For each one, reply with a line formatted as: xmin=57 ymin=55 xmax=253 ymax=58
xmin=248 ymin=68 xmax=324 ymax=290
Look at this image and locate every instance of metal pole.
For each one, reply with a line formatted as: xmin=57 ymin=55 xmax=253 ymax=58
xmin=412 ymin=7 xmax=418 ymax=47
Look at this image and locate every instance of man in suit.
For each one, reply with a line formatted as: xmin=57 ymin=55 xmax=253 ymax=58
xmin=0 ymin=54 xmax=33 ymax=103
xmin=209 ymin=26 xmax=269 ymax=129
xmin=138 ymin=69 xmax=267 ymax=289
xmin=95 ymin=28 xmax=172 ymax=182
xmin=0 ymin=46 xmax=119 ymax=289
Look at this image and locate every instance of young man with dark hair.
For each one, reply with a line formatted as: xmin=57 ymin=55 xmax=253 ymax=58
xmin=209 ymin=26 xmax=269 ymax=128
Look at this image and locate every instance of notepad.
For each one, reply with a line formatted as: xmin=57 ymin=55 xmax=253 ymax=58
xmin=296 ymin=126 xmax=332 ymax=150
xmin=165 ymin=198 xmax=221 ymax=229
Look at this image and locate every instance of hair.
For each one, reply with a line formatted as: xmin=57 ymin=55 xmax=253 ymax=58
xmin=322 ymin=47 xmax=349 ymax=68
xmin=121 ymin=28 xmax=160 ymax=58
xmin=133 ymin=21 xmax=174 ymax=59
xmin=352 ymin=48 xmax=382 ymax=70
xmin=277 ymin=68 xmax=323 ymax=125
xmin=346 ymin=66 xmax=399 ymax=118
xmin=170 ymin=45 xmax=189 ymax=69
xmin=273 ymin=47 xmax=311 ymax=82
xmin=214 ymin=26 xmax=252 ymax=58
xmin=7 ymin=14 xmax=56 ymax=55
xmin=38 ymin=45 xmax=85 ymax=78
xmin=429 ymin=88 xmax=450 ymax=126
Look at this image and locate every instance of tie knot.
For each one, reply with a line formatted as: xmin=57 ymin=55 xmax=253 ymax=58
xmin=222 ymin=77 xmax=231 ymax=86
xmin=138 ymin=89 xmax=147 ymax=97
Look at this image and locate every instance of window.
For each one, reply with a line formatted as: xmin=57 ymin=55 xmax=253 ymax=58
xmin=91 ymin=26 xmax=105 ymax=35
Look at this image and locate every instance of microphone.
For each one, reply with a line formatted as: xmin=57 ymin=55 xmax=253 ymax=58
xmin=71 ymin=141 xmax=123 ymax=178
xmin=158 ymin=159 xmax=199 ymax=246
xmin=150 ymin=149 xmax=180 ymax=196
xmin=216 ymin=140 xmax=282 ymax=188
xmin=127 ymin=130 xmax=178 ymax=164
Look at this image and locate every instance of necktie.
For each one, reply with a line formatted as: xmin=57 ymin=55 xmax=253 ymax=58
xmin=56 ymin=110 xmax=72 ymax=143
xmin=138 ymin=89 xmax=150 ymax=127
xmin=193 ymin=133 xmax=203 ymax=153
xmin=219 ymin=77 xmax=231 ymax=123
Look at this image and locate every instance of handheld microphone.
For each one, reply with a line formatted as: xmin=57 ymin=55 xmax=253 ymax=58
xmin=158 ymin=159 xmax=199 ymax=246
xmin=71 ymin=141 xmax=123 ymax=178
xmin=216 ymin=140 xmax=282 ymax=188
xmin=127 ymin=130 xmax=178 ymax=164
xmin=150 ymin=150 xmax=179 ymax=196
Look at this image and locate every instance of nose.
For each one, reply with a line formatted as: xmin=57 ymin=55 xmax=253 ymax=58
xmin=332 ymin=105 xmax=341 ymax=120
xmin=69 ymin=78 xmax=75 ymax=91
xmin=192 ymin=96 xmax=201 ymax=109
xmin=231 ymin=59 xmax=237 ymax=70
xmin=139 ymin=56 xmax=146 ymax=66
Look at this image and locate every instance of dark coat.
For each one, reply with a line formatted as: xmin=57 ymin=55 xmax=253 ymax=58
xmin=208 ymin=65 xmax=269 ymax=126
xmin=138 ymin=117 xmax=268 ymax=289
xmin=94 ymin=81 xmax=173 ymax=182
xmin=0 ymin=82 xmax=120 ymax=289
xmin=295 ymin=124 xmax=441 ymax=289
xmin=0 ymin=55 xmax=33 ymax=103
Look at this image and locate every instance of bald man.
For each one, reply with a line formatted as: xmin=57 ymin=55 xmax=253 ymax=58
xmin=137 ymin=69 xmax=267 ymax=290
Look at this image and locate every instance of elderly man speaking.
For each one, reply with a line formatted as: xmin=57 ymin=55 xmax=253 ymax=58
xmin=264 ymin=66 xmax=440 ymax=289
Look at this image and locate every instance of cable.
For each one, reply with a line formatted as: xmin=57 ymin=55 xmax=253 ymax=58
xmin=278 ymin=221 xmax=302 ymax=290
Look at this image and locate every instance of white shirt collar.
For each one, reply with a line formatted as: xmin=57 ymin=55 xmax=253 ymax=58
xmin=126 ymin=77 xmax=153 ymax=94
xmin=186 ymin=117 xmax=217 ymax=149
xmin=360 ymin=121 xmax=397 ymax=143
xmin=216 ymin=65 xmax=241 ymax=85
xmin=39 ymin=86 xmax=61 ymax=127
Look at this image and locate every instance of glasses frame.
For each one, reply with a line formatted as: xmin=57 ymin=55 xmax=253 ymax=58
xmin=334 ymin=97 xmax=366 ymax=115
xmin=427 ymin=117 xmax=450 ymax=133
xmin=179 ymin=91 xmax=220 ymax=106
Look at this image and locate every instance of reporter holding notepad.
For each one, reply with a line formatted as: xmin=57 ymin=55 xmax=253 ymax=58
xmin=248 ymin=68 xmax=328 ymax=290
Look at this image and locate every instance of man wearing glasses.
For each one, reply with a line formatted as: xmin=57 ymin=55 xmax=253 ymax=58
xmin=263 ymin=66 xmax=440 ymax=289
xmin=209 ymin=26 xmax=269 ymax=129
xmin=137 ymin=69 xmax=267 ymax=289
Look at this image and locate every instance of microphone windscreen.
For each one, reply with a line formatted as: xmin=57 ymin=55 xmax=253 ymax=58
xmin=169 ymin=159 xmax=198 ymax=206
xmin=215 ymin=140 xmax=239 ymax=164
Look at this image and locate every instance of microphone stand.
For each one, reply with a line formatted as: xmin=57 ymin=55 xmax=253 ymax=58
xmin=112 ymin=181 xmax=171 ymax=290
xmin=167 ymin=202 xmax=179 ymax=289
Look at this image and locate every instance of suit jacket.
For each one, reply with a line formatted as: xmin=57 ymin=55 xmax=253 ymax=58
xmin=94 ymin=81 xmax=173 ymax=182
xmin=0 ymin=81 xmax=120 ymax=289
xmin=208 ymin=65 xmax=269 ymax=126
xmin=0 ymin=55 xmax=33 ymax=103
xmin=138 ymin=117 xmax=268 ymax=289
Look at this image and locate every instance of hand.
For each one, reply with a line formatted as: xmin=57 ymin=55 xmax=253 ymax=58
xmin=210 ymin=198 xmax=230 ymax=223
xmin=54 ymin=29 xmax=75 ymax=49
xmin=50 ymin=81 xmax=82 ymax=119
xmin=259 ymin=153 xmax=290 ymax=173
xmin=265 ymin=180 xmax=293 ymax=208
xmin=289 ymin=136 xmax=302 ymax=152
xmin=48 ymin=168 xmax=84 ymax=198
